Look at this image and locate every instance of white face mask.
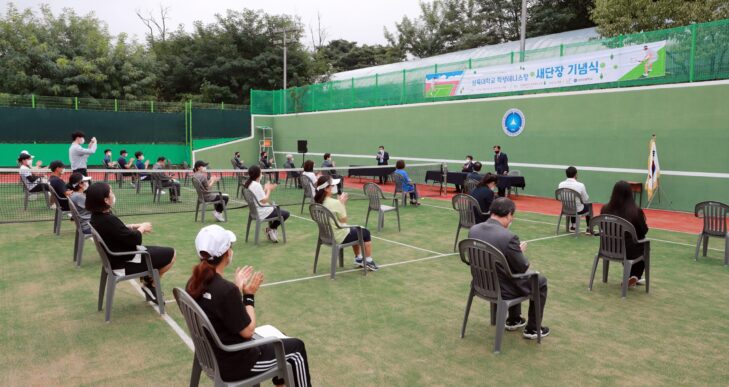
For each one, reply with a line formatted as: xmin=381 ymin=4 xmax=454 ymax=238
xmin=465 ymin=159 xmax=471 ymax=163
xmin=80 ymin=138 xmax=85 ymax=145
xmin=331 ymin=184 xmax=338 ymax=195
xmin=81 ymin=182 xmax=88 ymax=192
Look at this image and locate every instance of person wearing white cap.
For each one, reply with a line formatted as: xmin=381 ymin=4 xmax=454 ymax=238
xmin=243 ymin=165 xmax=289 ymax=242
xmin=314 ymin=175 xmax=379 ymax=271
xmin=187 ymin=225 xmax=311 ymax=386
xmin=18 ymin=152 xmax=51 ymax=196
xmin=68 ymin=172 xmax=93 ymax=234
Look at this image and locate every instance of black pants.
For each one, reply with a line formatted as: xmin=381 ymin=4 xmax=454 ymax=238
xmin=113 ymin=246 xmax=175 ymax=275
xmin=247 ymin=338 xmax=311 ymax=387
xmin=161 ymin=180 xmax=180 ymax=200
xmin=210 ymin=194 xmax=229 ymax=213
xmin=72 ymin=168 xmax=88 ymax=176
xmin=630 ymin=261 xmax=645 ymax=279
xmin=263 ymin=208 xmax=290 ymax=229
xmin=378 ymin=172 xmax=388 ymax=184
xmin=506 ymin=274 xmax=548 ymax=331
xmin=29 ymin=183 xmax=50 ymax=194
xmin=568 ymin=203 xmax=593 ymax=227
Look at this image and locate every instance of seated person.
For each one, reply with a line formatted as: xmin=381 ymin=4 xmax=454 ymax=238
xmin=134 ymin=151 xmax=150 ymax=181
xmin=18 ymin=153 xmax=51 ymax=197
xmin=192 ymin=160 xmax=228 ymax=222
xmin=68 ymin=173 xmax=92 ymax=234
xmin=103 ymin=149 xmax=117 ymax=168
xmin=117 ymin=149 xmax=135 ymax=185
xmin=231 ymin=151 xmax=246 ymax=169
xmin=456 ymin=155 xmax=475 ymax=192
xmin=284 ymin=154 xmax=301 ymax=187
xmin=394 ymin=160 xmax=421 ymax=206
xmin=320 ymin=153 xmax=343 ymax=193
xmin=259 ymin=151 xmax=278 ymax=183
xmin=468 ymin=198 xmax=550 ymax=339
xmin=48 ymin=160 xmax=72 ymax=210
xmin=87 ymin=182 xmax=176 ymax=303
xmin=469 ymin=173 xmax=497 ymax=223
xmin=187 ymin=225 xmax=311 ymax=386
xmin=243 ymin=166 xmax=289 ymax=243
xmin=152 ymin=157 xmax=181 ymax=202
xmin=600 ymin=181 xmax=649 ymax=287
xmin=467 ymin=161 xmax=483 ymax=182
xmin=314 ymin=175 xmax=379 ymax=271
xmin=557 ymin=166 xmax=592 ymax=233
xmin=302 ymin=160 xmax=317 ymax=187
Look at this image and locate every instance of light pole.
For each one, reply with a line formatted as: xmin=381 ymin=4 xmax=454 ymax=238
xmin=273 ymin=28 xmax=296 ymax=112
xmin=519 ymin=0 xmax=527 ymax=62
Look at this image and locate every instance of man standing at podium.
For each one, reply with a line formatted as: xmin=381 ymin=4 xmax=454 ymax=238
xmin=494 ymin=145 xmax=509 ymax=197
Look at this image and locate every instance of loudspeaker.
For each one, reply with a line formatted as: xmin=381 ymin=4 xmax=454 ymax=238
xmin=297 ymin=140 xmax=308 ymax=154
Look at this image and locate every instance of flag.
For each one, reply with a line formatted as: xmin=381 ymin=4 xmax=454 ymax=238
xmin=645 ymin=136 xmax=660 ymax=201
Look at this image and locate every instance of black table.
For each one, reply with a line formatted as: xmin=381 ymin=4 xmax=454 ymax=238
xmin=425 ymin=170 xmax=526 ymax=195
xmin=347 ymin=165 xmax=396 ymax=179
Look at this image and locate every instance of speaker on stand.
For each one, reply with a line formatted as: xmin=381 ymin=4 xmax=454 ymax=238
xmin=298 ymin=140 xmax=308 ymax=167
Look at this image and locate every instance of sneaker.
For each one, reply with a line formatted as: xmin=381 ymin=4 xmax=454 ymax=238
xmin=365 ymin=259 xmax=379 ymax=271
xmin=505 ymin=317 xmax=527 ymax=331
xmin=268 ymin=228 xmax=279 ymax=243
xmin=569 ymin=225 xmax=576 ymax=232
xmin=354 ymin=257 xmax=364 ymax=268
xmin=523 ymin=326 xmax=550 ymax=340
xmin=213 ymin=211 xmax=225 ymax=222
xmin=636 ymin=278 xmax=646 ymax=286
xmin=160 ymin=191 xmax=166 ymax=195
xmin=628 ymin=276 xmax=639 ymax=287
xmin=130 ymin=182 xmax=136 ymax=188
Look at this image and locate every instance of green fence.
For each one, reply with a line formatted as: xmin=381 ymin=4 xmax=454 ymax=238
xmin=251 ymin=19 xmax=729 ymax=115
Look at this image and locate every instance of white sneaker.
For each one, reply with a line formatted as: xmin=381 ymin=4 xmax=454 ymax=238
xmin=268 ymin=228 xmax=279 ymax=243
xmin=213 ymin=211 xmax=225 ymax=222
xmin=160 ymin=191 xmax=166 ymax=195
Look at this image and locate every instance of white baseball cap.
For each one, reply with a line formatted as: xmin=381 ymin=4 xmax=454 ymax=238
xmin=316 ymin=178 xmax=341 ymax=190
xmin=195 ymin=225 xmax=237 ymax=260
xmin=20 ymin=150 xmax=33 ymax=158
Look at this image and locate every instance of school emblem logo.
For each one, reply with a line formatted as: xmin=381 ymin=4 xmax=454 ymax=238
xmin=502 ymin=109 xmax=525 ymax=137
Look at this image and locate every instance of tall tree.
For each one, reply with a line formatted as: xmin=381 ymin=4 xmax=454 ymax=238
xmin=592 ymin=0 xmax=729 ymax=37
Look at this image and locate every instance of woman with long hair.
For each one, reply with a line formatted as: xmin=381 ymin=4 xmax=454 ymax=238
xmin=186 ymin=225 xmax=311 ymax=386
xmin=394 ymin=160 xmax=420 ymax=205
xmin=86 ymin=182 xmax=175 ymax=303
xmin=244 ymin=165 xmax=289 ymax=243
xmin=302 ymin=160 xmax=317 ymax=186
xmin=314 ymin=175 xmax=379 ymax=270
xmin=600 ymin=180 xmax=649 ymax=286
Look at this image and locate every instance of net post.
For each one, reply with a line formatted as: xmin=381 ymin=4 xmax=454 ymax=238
xmin=689 ymin=23 xmax=697 ymax=82
xmin=441 ymin=162 xmax=448 ymax=196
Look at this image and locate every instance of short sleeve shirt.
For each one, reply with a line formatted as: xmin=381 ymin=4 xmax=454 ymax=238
xmin=189 ymin=274 xmax=259 ymax=379
xmin=248 ymin=180 xmax=274 ymax=219
xmin=323 ymin=197 xmax=349 ymax=243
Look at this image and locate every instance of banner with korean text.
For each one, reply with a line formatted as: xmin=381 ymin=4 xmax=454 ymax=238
xmin=425 ymin=41 xmax=667 ymax=98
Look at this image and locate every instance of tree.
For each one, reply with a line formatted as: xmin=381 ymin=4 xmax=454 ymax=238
xmin=592 ymin=0 xmax=729 ymax=37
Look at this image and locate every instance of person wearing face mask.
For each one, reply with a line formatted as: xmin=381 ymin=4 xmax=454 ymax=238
xmin=467 ymin=197 xmax=550 ymax=340
xmin=69 ymin=131 xmax=97 ymax=176
xmin=68 ymin=173 xmax=93 ymax=234
xmin=87 ymin=182 xmax=176 ymax=303
xmin=243 ymin=165 xmax=289 ymax=243
xmin=134 ymin=151 xmax=150 ymax=181
xmin=375 ymin=145 xmax=390 ymax=184
xmin=18 ymin=153 xmax=52 ymax=197
xmin=192 ymin=160 xmax=228 ymax=222
xmin=455 ymin=155 xmax=474 ymax=193
xmin=186 ymin=225 xmax=311 ymax=386
xmin=493 ymin=145 xmax=509 ymax=197
xmin=314 ymin=175 xmax=379 ymax=271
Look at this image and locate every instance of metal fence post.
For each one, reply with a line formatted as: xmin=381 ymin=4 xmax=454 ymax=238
xmin=74 ymin=97 xmax=78 ymax=110
xmin=401 ymin=70 xmax=406 ymax=104
xmin=31 ymin=94 xmax=35 ymax=108
xmin=150 ymin=100 xmax=154 ymax=113
xmin=689 ymin=23 xmax=697 ymax=82
xmin=510 ymin=51 xmax=514 ymax=64
xmin=114 ymin=98 xmax=118 ymax=112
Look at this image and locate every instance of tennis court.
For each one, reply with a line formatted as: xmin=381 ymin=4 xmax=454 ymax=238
xmin=3 ymin=182 xmax=728 ymax=385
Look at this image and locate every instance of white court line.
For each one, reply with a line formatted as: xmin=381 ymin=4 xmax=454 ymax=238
xmin=128 ymin=281 xmax=194 ymax=351
xmin=648 ymin=237 xmax=724 ymax=253
xmin=286 ymin=213 xmax=443 ymax=255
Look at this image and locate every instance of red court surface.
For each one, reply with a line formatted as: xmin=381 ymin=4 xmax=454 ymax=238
xmin=342 ymin=176 xmax=703 ymax=235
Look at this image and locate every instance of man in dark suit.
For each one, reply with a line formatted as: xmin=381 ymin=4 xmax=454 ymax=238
xmin=493 ymin=145 xmax=509 ymax=197
xmin=375 ymin=145 xmax=390 ymax=184
xmin=467 ymin=197 xmax=550 ymax=339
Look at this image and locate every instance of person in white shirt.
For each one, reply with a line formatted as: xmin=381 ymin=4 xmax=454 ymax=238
xmin=302 ymin=160 xmax=318 ymax=186
xmin=68 ymin=131 xmax=97 ymax=176
xmin=243 ymin=165 xmax=289 ymax=243
xmin=557 ymin=166 xmax=592 ymax=233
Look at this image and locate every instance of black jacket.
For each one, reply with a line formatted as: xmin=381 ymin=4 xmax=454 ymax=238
xmin=90 ymin=212 xmax=142 ymax=267
xmin=376 ymin=151 xmax=390 ymax=165
xmin=494 ymin=152 xmax=509 ymax=175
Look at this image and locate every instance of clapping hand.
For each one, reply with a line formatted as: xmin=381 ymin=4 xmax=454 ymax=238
xmin=235 ymin=266 xmax=264 ymax=295
xmin=520 ymin=241 xmax=528 ymax=252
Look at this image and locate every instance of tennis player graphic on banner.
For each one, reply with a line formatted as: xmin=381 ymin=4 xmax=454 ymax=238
xmin=645 ymin=135 xmax=660 ymax=201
